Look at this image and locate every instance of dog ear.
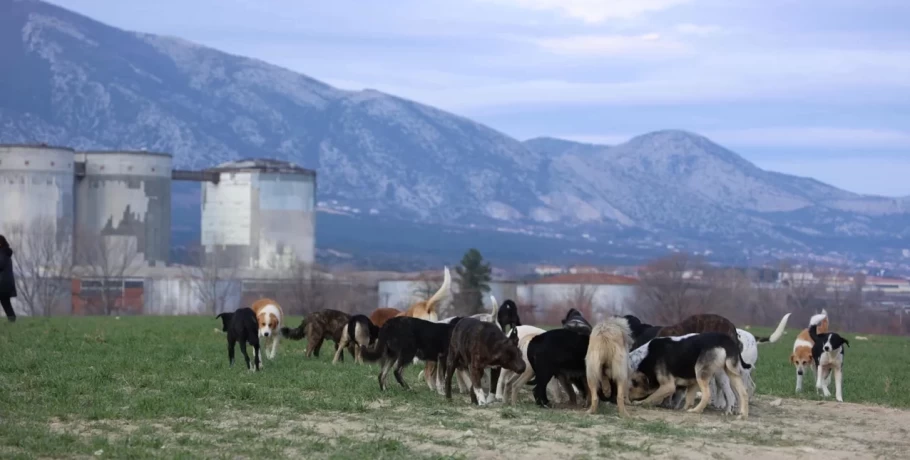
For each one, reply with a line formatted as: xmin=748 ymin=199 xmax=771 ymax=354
xmin=843 ymin=338 xmax=850 ymax=348
xmin=789 ymin=354 xmax=797 ymax=365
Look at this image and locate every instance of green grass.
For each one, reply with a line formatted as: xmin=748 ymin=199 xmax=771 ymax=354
xmin=0 ymin=317 xmax=908 ymax=458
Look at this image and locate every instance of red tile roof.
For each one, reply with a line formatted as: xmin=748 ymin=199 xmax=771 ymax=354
xmin=532 ymin=273 xmax=638 ymax=285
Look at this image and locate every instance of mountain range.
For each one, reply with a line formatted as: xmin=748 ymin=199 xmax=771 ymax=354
xmin=2 ymin=0 xmax=909 ymax=269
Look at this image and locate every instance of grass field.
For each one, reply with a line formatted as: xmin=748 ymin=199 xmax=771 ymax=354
xmin=1 ymin=316 xmax=910 ymax=459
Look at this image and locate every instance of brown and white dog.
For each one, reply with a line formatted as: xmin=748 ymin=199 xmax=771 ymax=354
xmin=791 ymin=309 xmax=828 ymax=393
xmin=370 ymin=308 xmax=401 ymax=327
xmin=250 ymin=298 xmax=283 ymax=361
xmin=397 ymin=266 xmax=451 ymax=321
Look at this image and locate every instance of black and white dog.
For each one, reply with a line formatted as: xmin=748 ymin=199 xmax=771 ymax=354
xmin=216 ymin=308 xmax=262 ymax=371
xmin=809 ymin=312 xmax=850 ymax=402
xmin=628 ymin=332 xmax=751 ymax=419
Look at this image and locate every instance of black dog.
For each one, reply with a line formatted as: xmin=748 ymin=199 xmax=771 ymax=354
xmin=216 ymin=308 xmax=261 ymax=371
xmin=526 ymin=328 xmax=593 ymax=407
xmin=445 ymin=318 xmax=526 ymax=405
xmin=809 ymin=319 xmax=850 ymax=402
xmin=361 ymin=316 xmax=459 ymax=391
xmin=561 ymin=308 xmax=593 ymax=335
xmin=624 ymin=315 xmax=662 ymax=349
xmin=497 ymin=299 xmax=522 ymax=333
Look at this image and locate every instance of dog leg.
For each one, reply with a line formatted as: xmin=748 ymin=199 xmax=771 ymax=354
xmin=728 ymin=373 xmax=749 ymax=420
xmin=683 ymin=384 xmax=698 ymax=410
xmin=239 ymin=340 xmax=252 ymax=371
xmin=558 ymin=375 xmax=577 ymax=406
xmin=816 ymin=367 xmax=831 ymax=397
xmin=332 ymin=332 xmax=348 ymax=365
xmin=469 ymin=366 xmax=487 ymax=406
xmin=633 ymin=381 xmax=677 ymax=407
xmin=253 ymin=343 xmax=262 ymax=371
xmin=534 ymin=371 xmax=553 ymax=408
xmin=834 ymin=366 xmax=844 ymax=402
xmin=267 ymin=334 xmax=279 ymax=360
xmin=717 ymin=372 xmax=735 ymax=415
xmin=457 ymin=370 xmax=471 ymax=394
xmin=393 ymin=360 xmax=411 ymax=390
xmin=228 ymin=339 xmax=236 ymax=367
xmin=688 ymin=376 xmax=712 ymax=414
xmin=613 ymin=378 xmax=630 ymax=418
xmin=487 ymin=368 xmax=501 ymax=404
xmin=424 ymin=361 xmax=437 ymax=392
xmin=496 ymin=370 xmax=511 ymax=402
xmin=586 ymin=373 xmax=601 ymax=415
xmin=378 ymin=359 xmax=394 ymax=391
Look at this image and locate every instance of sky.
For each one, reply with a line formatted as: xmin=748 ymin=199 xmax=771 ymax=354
xmin=51 ymin=0 xmax=910 ymax=197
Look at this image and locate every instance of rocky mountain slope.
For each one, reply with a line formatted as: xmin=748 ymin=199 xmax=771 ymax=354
xmin=2 ymin=0 xmax=908 ymax=264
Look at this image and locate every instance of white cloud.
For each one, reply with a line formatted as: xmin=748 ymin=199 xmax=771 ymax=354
xmin=674 ymin=23 xmax=723 ymax=36
xmin=531 ymin=33 xmax=686 ymax=56
xmin=479 ymin=0 xmax=691 ymax=23
xmin=704 ymin=127 xmax=910 ymax=149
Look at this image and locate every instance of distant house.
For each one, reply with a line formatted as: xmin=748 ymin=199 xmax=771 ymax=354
xmin=569 ymin=265 xmax=602 ymax=274
xmin=864 ymin=277 xmax=910 ymax=294
xmin=376 ymin=273 xmax=518 ymax=317
xmin=534 ymin=265 xmax=566 ymax=276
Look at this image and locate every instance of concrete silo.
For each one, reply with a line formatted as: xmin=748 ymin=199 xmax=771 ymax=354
xmin=201 ymin=159 xmax=316 ymax=270
xmin=0 ymin=144 xmax=76 ymax=251
xmin=74 ymin=151 xmax=172 ymax=266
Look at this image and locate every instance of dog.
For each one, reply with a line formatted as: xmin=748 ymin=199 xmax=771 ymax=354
xmin=370 ymin=308 xmax=400 ymax=327
xmin=810 ymin=312 xmax=849 ymax=402
xmin=791 ymin=309 xmax=828 ymax=393
xmin=360 ymin=316 xmax=458 ymax=391
xmin=496 ymin=325 xmax=571 ymax=405
xmin=429 ymin=295 xmax=503 ymax=396
xmin=496 ymin=298 xmax=522 ymax=333
xmin=250 ymin=298 xmax=283 ymax=360
xmin=562 ymin=308 xmax=593 ymax=335
xmin=527 ymin=328 xmax=592 ymax=408
xmin=624 ymin=315 xmax=661 ymax=347
xmin=709 ymin=313 xmax=792 ymax=410
xmin=332 ymin=314 xmax=380 ymax=365
xmin=585 ymin=317 xmax=634 ymax=417
xmin=444 ymin=317 xmax=526 ymax=405
xmin=216 ymin=308 xmax=261 ymax=371
xmin=280 ymin=309 xmax=356 ymax=360
xmin=628 ymin=332 xmax=751 ymax=419
xmin=397 ymin=266 xmax=451 ymax=321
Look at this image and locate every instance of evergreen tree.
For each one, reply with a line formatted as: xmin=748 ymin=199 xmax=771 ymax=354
xmin=454 ymin=248 xmax=492 ymax=315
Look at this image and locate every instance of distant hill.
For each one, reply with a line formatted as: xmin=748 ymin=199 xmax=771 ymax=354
xmin=3 ymin=0 xmax=909 ymax=268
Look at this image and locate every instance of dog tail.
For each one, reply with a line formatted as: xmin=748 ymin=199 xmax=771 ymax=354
xmin=425 ymin=266 xmax=451 ymax=317
xmin=739 ymin=354 xmax=752 ymax=370
xmin=809 ymin=310 xmax=828 ymax=342
xmin=215 ymin=312 xmax=233 ymax=332
xmin=280 ymin=320 xmax=307 ymax=341
xmin=757 ymin=313 xmax=791 ymax=343
xmin=490 ymin=295 xmax=500 ymax=330
xmin=359 ymin=329 xmax=388 ymax=362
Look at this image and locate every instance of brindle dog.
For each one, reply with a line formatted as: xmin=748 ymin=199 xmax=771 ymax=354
xmin=280 ymin=309 xmax=356 ymax=360
xmin=445 ymin=318 xmax=526 ymax=405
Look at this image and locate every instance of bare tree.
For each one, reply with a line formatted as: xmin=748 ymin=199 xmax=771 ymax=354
xmin=412 ymin=273 xmax=442 ymax=301
xmin=3 ymin=218 xmax=73 ymax=316
xmin=74 ymin=233 xmax=140 ymax=315
xmin=632 ymin=253 xmax=708 ymax=324
xmin=283 ymin=262 xmax=324 ymax=315
xmin=181 ymin=246 xmax=240 ymax=314
xmin=562 ymin=284 xmax=597 ymax=322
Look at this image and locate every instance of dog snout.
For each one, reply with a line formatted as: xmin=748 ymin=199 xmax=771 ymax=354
xmin=823 ymin=345 xmax=831 ymax=352
xmin=263 ymin=331 xmax=271 ymax=337
xmin=797 ymin=370 xmax=803 ymax=376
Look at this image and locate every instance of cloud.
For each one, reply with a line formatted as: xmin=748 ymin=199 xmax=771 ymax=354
xmin=559 ymin=128 xmax=910 ymax=150
xmin=478 ymin=0 xmax=692 ymax=23
xmin=704 ymin=127 xmax=910 ymax=149
xmin=530 ymin=33 xmax=686 ymax=56
xmin=674 ymin=23 xmax=723 ymax=36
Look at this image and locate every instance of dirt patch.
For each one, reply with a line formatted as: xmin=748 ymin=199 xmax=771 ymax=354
xmin=37 ymin=396 xmax=910 ymax=459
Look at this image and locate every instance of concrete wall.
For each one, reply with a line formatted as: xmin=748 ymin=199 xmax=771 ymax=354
xmin=143 ymin=277 xmax=242 ymax=315
xmin=0 ymin=145 xmax=75 ymax=252
xmin=202 ymin=170 xmax=315 ymax=270
xmin=74 ymin=151 xmax=172 ymax=266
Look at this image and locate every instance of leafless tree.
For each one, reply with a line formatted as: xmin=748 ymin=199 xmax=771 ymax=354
xmin=562 ymin=284 xmax=597 ymax=322
xmin=283 ymin=262 xmax=325 ymax=315
xmin=632 ymin=253 xmax=708 ymax=324
xmin=74 ymin=233 xmax=140 ymax=315
xmin=2 ymin=219 xmax=73 ymax=316
xmin=181 ymin=245 xmax=240 ymax=315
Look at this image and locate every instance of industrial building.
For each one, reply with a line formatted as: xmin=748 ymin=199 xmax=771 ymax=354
xmin=201 ymin=159 xmax=316 ymax=270
xmin=0 ymin=144 xmax=317 ymax=316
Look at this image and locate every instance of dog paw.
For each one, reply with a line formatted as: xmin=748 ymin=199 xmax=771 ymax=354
xmin=836 ymin=396 xmax=843 ymax=402
xmin=686 ymin=408 xmax=704 ymax=414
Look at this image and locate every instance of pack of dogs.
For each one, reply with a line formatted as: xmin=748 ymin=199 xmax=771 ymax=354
xmin=214 ymin=266 xmax=853 ymax=421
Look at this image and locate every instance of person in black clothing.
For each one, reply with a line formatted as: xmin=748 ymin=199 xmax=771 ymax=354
xmin=0 ymin=235 xmax=17 ymax=322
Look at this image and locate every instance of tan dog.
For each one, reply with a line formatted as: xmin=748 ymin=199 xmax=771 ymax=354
xmin=250 ymin=298 xmax=283 ymax=361
xmin=586 ymin=317 xmax=634 ymax=417
xmin=791 ymin=309 xmax=828 ymax=392
xmin=370 ymin=308 xmax=400 ymax=327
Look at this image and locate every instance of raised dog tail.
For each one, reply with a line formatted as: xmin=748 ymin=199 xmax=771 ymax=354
xmin=808 ymin=309 xmax=828 ymax=342
xmin=757 ymin=312 xmax=791 ymax=343
xmin=215 ymin=312 xmax=234 ymax=332
xmin=280 ymin=322 xmax=307 ymax=341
